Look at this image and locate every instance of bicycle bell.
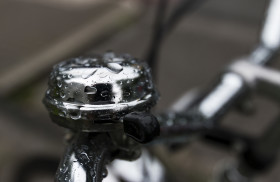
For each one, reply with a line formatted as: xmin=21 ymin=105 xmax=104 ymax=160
xmin=43 ymin=52 xmax=158 ymax=132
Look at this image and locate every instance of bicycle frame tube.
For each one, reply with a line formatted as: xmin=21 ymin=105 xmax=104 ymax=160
xmin=250 ymin=0 xmax=280 ymax=65
xmin=194 ymin=0 xmax=280 ymax=122
xmin=159 ymin=0 xmax=280 ymax=137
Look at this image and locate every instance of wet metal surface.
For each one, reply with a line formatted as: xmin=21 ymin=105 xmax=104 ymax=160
xmin=44 ymin=52 xmax=158 ymax=132
xmin=44 ymin=52 xmax=160 ymax=182
xmin=56 ymin=133 xmax=113 ymax=182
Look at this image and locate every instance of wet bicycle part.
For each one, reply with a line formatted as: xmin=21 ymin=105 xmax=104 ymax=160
xmin=55 ymin=132 xmax=141 ymax=182
xmin=123 ymin=112 xmax=160 ymax=143
xmin=55 ymin=133 xmax=112 ymax=182
xmin=43 ymin=52 xmax=158 ymax=132
xmin=43 ymin=52 xmax=160 ymax=182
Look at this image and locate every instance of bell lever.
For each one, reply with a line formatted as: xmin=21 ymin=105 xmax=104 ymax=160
xmin=123 ymin=112 xmax=160 ymax=144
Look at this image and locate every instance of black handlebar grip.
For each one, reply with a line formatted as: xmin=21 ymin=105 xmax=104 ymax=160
xmin=123 ymin=112 xmax=160 ymax=143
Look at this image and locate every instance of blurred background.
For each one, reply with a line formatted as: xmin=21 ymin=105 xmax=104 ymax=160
xmin=1 ymin=0 xmax=280 ymax=181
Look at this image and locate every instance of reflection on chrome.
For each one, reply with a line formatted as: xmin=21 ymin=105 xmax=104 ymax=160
xmin=69 ymin=154 xmax=87 ymax=182
xmin=55 ymin=133 xmax=113 ymax=182
xmin=43 ymin=53 xmax=158 ymax=131
xmin=198 ymin=73 xmax=243 ymax=119
xmin=261 ymin=0 xmax=280 ymax=51
xmin=104 ymin=150 xmax=165 ymax=182
xmin=250 ymin=0 xmax=280 ymax=65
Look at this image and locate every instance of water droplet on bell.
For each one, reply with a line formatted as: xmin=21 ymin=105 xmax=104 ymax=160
xmin=90 ymin=169 xmax=96 ymax=177
xmin=59 ymin=166 xmax=68 ymax=173
xmin=99 ymin=72 xmax=108 ymax=78
xmin=103 ymin=51 xmax=115 ymax=60
xmin=84 ymin=86 xmax=97 ymax=94
xmin=139 ymin=82 xmax=145 ymax=86
xmin=102 ymin=169 xmax=108 ymax=178
xmin=60 ymin=92 xmax=66 ymax=98
xmin=82 ymin=70 xmax=97 ymax=79
xmin=81 ymin=74 xmax=88 ymax=79
xmin=57 ymin=81 xmax=62 ymax=88
xmin=124 ymin=92 xmax=130 ymax=96
xmin=100 ymin=90 xmax=109 ymax=97
xmin=58 ymin=111 xmax=65 ymax=117
xmin=112 ymin=57 xmax=124 ymax=62
xmin=107 ymin=63 xmax=123 ymax=73
xmin=70 ymin=111 xmax=81 ymax=120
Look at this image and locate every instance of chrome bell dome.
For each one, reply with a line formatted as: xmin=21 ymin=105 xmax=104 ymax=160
xmin=43 ymin=52 xmax=158 ymax=131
